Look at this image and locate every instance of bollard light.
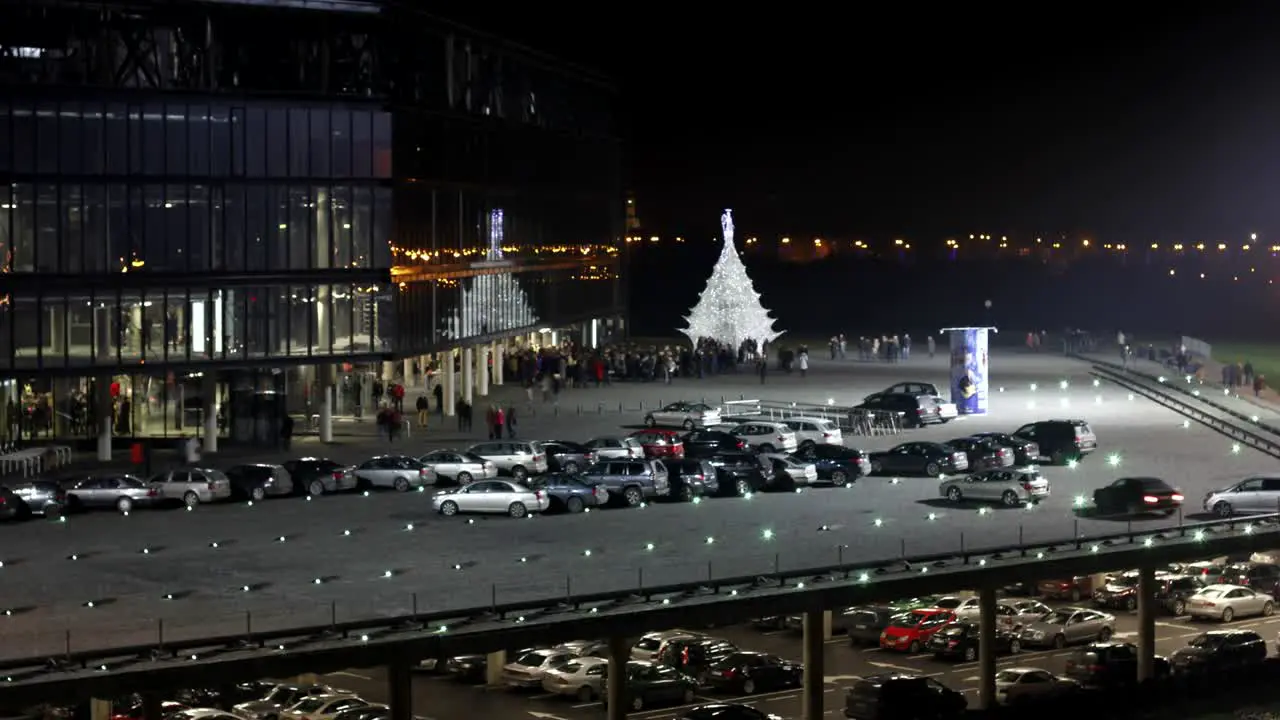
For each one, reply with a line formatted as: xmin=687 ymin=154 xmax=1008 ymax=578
xmin=1036 ymin=552 xmax=1045 ymax=559
xmin=873 ymin=518 xmax=884 ymax=527
xmin=241 ymin=585 xmax=251 ymax=592
xmin=141 ymin=547 xmax=151 ymax=555
xmin=452 ymin=563 xmax=463 ymax=570
xmin=68 ymin=553 xmax=79 ymax=560
xmin=1128 ymin=393 xmax=1135 ymax=400
xmin=890 ymin=478 xmax=900 ymax=485
xmin=645 ymin=543 xmax=655 ymax=551
xmin=360 ymin=634 xmax=369 ymax=642
xmin=1074 ymin=495 xmax=1087 ymax=508
xmin=692 ymin=496 xmax=702 ymax=504
xmin=1157 ymin=376 xmax=1166 ymax=383
xmin=978 ymin=507 xmax=990 ymax=515
xmin=1245 ymin=524 xmax=1255 ymax=535
xmin=705 ymin=536 xmax=715 ymax=544
xmin=404 ymin=523 xmax=414 ymax=531
xmin=417 ymin=486 xmax=425 ymax=493
xmin=312 ymin=578 xmax=323 ymax=585
xmin=1030 ymin=383 xmax=1038 ymax=392
xmin=85 ymin=601 xmax=95 ymax=608
xmin=926 ymin=513 xmax=937 ymax=521
xmin=467 ymin=518 xmax=476 ymax=524
xmin=743 ymin=492 xmax=754 ymax=500
xmin=383 ymin=570 xmax=393 ymax=578
xmin=1192 ymin=390 xmax=1201 ymax=397
xmin=1092 ymin=379 xmax=1100 ymax=388
xmin=185 ymin=506 xmax=192 ymax=512
xmin=1059 ymin=380 xmax=1069 ymax=390
xmin=1194 ymin=529 xmax=1206 ymax=541
xmin=246 ymin=501 xmax=254 ymax=507
xmin=306 ymin=496 xmax=312 ymax=502
xmin=519 ymin=556 xmax=528 ymax=563
xmin=1067 ymin=459 xmax=1079 ymax=470
xmin=1182 ymin=420 xmax=1190 ymax=429
xmin=276 ymin=536 xmax=287 ymax=543
xmin=761 ymin=529 xmax=774 ymax=540
xmin=1106 ymin=453 xmax=1121 ymax=467
xmin=797 ymin=581 xmax=806 ymax=588
xmin=1224 ymin=388 xmax=1231 ymax=396
xmin=978 ymin=558 xmax=987 ymax=566
xmin=662 ymin=598 xmax=671 ymax=605
xmin=1252 ymin=415 xmax=1261 ymax=423
xmin=341 ymin=529 xmax=352 ymax=536
xmin=209 ymin=542 xmax=219 ymax=549
xmin=1231 ymin=443 xmax=1241 ymax=454
xmin=363 ymin=491 xmax=371 ymax=497
xmin=858 ymin=572 xmax=870 ymax=582
xmin=639 ymin=502 xmax=647 ymax=509
xmin=998 ymin=387 xmax=1005 ymax=393
xmin=1144 ymin=537 xmax=1154 ymax=547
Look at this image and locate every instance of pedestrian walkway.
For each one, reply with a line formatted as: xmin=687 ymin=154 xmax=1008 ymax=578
xmin=1078 ymin=352 xmax=1280 ymax=424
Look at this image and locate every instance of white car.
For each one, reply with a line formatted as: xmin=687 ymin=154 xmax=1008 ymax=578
xmin=584 ymin=436 xmax=644 ymax=460
xmin=994 ymin=668 xmax=1077 ymax=704
xmin=1186 ymin=584 xmax=1276 ymax=622
xmin=952 ymin=598 xmax=1047 ymax=627
xmin=541 ymin=656 xmax=608 ymax=701
xmin=432 ymin=480 xmax=551 ymax=518
xmin=280 ymin=696 xmax=366 ymax=720
xmin=501 ymin=648 xmax=575 ymax=689
xmin=644 ymin=402 xmax=721 ymax=430
xmin=939 ymin=468 xmax=1049 ymax=507
xmin=761 ymin=453 xmax=817 ymax=486
xmin=721 ymin=422 xmax=798 ymax=453
xmin=781 ymin=417 xmax=843 ymax=447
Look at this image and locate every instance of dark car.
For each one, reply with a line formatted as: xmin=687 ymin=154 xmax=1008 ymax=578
xmin=970 ymin=432 xmax=1040 ymax=465
xmin=1171 ymin=630 xmax=1268 ymax=674
xmin=946 ymin=437 xmax=1013 ymax=471
xmin=542 ymin=441 xmax=595 ymax=474
xmin=1092 ymin=573 xmax=1145 ymax=611
xmin=1092 ymin=572 xmax=1202 ymax=614
xmin=528 ymin=473 xmax=608 ymax=513
xmin=1038 ymin=576 xmax=1096 ymax=602
xmin=281 ymin=457 xmax=354 ymax=496
xmin=842 ymin=607 xmax=900 ymax=646
xmin=855 ymin=393 xmax=941 ymax=428
xmin=443 ymin=654 xmax=488 ymax=683
xmin=6 ymin=480 xmax=65 ymax=517
xmin=1092 ymin=477 xmax=1183 ymax=516
xmin=705 ymin=652 xmax=802 ymax=695
xmin=1012 ymin=419 xmax=1097 ymax=465
xmin=1064 ymin=642 xmax=1170 ymax=687
xmin=927 ymin=622 xmax=1022 ymax=662
xmin=656 ymin=637 xmax=738 ymax=684
xmin=606 ymin=661 xmax=698 ymax=711
xmin=868 ymin=442 xmax=969 ymax=476
xmin=1171 ymin=561 xmax=1228 ymax=586
xmin=703 ymin=452 xmax=769 ymax=496
xmin=225 ymin=463 xmax=295 ymax=501
xmin=1221 ymin=562 xmax=1280 ymax=596
xmin=0 ymin=486 xmax=20 ymax=521
xmin=679 ymin=703 xmax=781 ymax=720
xmin=664 ymin=458 xmax=720 ymax=501
xmin=843 ymin=674 xmax=965 ymax=720
xmin=792 ymin=444 xmax=871 ymax=485
xmin=682 ymin=430 xmax=749 ymax=458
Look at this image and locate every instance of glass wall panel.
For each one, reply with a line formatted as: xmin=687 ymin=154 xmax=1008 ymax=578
xmin=62 ymin=184 xmax=83 ymax=274
xmin=58 ymin=101 xmax=83 ymax=174
xmin=104 ymin=104 xmax=127 ymax=174
xmin=310 ymin=108 xmax=331 ymax=177
xmin=352 ymin=110 xmax=372 ymax=178
xmin=331 ymin=108 xmax=352 ymax=177
xmin=188 ymin=104 xmax=211 ymax=177
xmin=0 ymin=185 xmax=12 ymax=273
xmin=266 ymin=109 xmax=287 ymax=177
xmin=289 ymin=108 xmax=309 ymax=177
xmin=0 ymin=102 xmax=10 ymax=173
xmin=188 ymin=185 xmax=211 ymax=272
xmin=373 ymin=187 xmax=392 ymax=268
xmin=36 ymin=103 xmax=58 ymax=174
xmin=225 ymin=184 xmax=246 ymax=271
xmin=165 ymin=104 xmax=187 ymax=175
xmin=211 ymin=106 xmax=232 ymax=177
xmin=35 ymin=184 xmax=57 ymax=272
xmin=244 ymin=107 xmax=265 ymax=177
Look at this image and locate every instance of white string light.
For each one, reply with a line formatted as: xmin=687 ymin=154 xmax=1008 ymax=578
xmin=680 ymin=209 xmax=783 ymax=347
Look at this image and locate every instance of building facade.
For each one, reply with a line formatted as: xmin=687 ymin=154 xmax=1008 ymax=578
xmin=0 ymin=0 xmax=624 ymax=453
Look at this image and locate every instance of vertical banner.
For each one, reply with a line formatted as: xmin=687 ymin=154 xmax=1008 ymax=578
xmin=950 ymin=329 xmax=990 ymax=415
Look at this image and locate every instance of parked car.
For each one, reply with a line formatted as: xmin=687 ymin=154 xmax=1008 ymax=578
xmin=281 ymin=458 xmax=357 ymax=496
xmin=682 ymin=430 xmax=749 ymax=457
xmin=1092 ymin=477 xmax=1183 ymax=516
xmin=1039 ymin=576 xmax=1096 ymax=602
xmin=466 ymin=441 xmax=549 ymax=480
xmin=148 ymin=467 xmax=233 ymax=507
xmin=6 ymin=479 xmax=66 ymax=517
xmin=663 ymin=458 xmax=720 ymax=501
xmin=279 ymin=695 xmax=365 ymax=720
xmin=541 ymin=657 xmax=608 ymax=701
xmin=856 ymin=392 xmax=942 ymax=427
xmin=645 ymin=402 xmax=722 ymax=430
xmin=1018 ymin=608 xmax=1115 ymax=648
xmin=1064 ymin=642 xmax=1170 ymax=687
xmin=528 ymin=474 xmax=609 ymax=513
xmin=760 ymin=453 xmax=817 ymax=489
xmin=939 ymin=467 xmax=1049 ymax=507
xmin=352 ymin=456 xmax=434 ymax=491
xmin=540 ymin=441 xmax=595 ymax=474
xmin=64 ymin=474 xmax=158 ymax=514
xmin=628 ymin=429 xmax=686 ymax=459
xmin=1171 ymin=630 xmax=1268 ymax=674
xmin=1222 ymin=561 xmax=1280 ymax=595
xmin=1204 ymin=475 xmax=1280 ymax=517
xmin=719 ymin=422 xmax=798 ymax=453
xmin=225 ymin=463 xmax=295 ymax=500
xmin=0 ymin=486 xmax=24 ymax=521
xmin=1012 ymin=419 xmax=1097 ymax=464
xmin=780 ymin=417 xmax=843 ymax=448
xmin=432 ymin=480 xmax=550 ymax=518
xmin=702 ymin=452 xmax=769 ymax=496
xmin=580 ymin=459 xmax=670 ymax=507
xmin=879 ymin=609 xmax=954 ymax=653
xmin=585 ymin=436 xmax=645 ymax=460
xmin=970 ymin=432 xmax=1041 ymax=466
xmin=501 ymin=648 xmax=575 ymax=689
xmin=1185 ymin=584 xmax=1276 ymax=622
xmin=792 ymin=444 xmax=871 ymax=485
xmin=927 ymin=622 xmax=1023 ymax=662
xmin=656 ymin=637 xmax=738 ymax=684
xmin=993 ymin=668 xmax=1078 ymax=704
xmin=843 ymin=674 xmax=966 ymax=720
xmin=233 ymin=683 xmax=336 ymax=720
xmin=632 ymin=630 xmax=699 ymax=661
xmin=705 ymin=652 xmax=802 ymax=695
xmin=946 ymin=437 xmax=1014 ymax=471
xmin=842 ymin=607 xmax=900 ymax=646
xmin=417 ymin=450 xmax=498 ymax=484
xmin=868 ymin=442 xmax=968 ymax=476
xmin=605 ymin=661 xmax=699 ymax=712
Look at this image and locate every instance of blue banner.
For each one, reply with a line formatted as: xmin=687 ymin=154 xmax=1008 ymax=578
xmin=949 ymin=329 xmax=989 ymax=415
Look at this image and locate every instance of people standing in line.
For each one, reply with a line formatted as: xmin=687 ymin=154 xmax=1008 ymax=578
xmin=506 ymin=406 xmax=517 ymax=438
xmin=416 ymin=395 xmax=430 ymax=430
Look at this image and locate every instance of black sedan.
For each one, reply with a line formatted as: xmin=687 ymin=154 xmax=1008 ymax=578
xmin=680 ymin=703 xmax=782 ymax=720
xmin=946 ymin=437 xmax=1014 ymax=471
xmin=927 ymin=622 xmax=1022 ymax=662
xmin=705 ymin=652 xmax=803 ymax=695
xmin=792 ymin=444 xmax=871 ymax=485
xmin=682 ymin=430 xmax=749 ymax=457
xmin=528 ymin=474 xmax=607 ymax=513
xmin=703 ymin=452 xmax=769 ymax=496
xmin=970 ymin=432 xmax=1041 ymax=465
xmin=1092 ymin=477 xmax=1183 ymax=516
xmin=1171 ymin=630 xmax=1267 ymax=674
xmin=868 ymin=442 xmax=969 ymax=476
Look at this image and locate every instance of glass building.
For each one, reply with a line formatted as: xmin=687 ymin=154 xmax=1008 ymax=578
xmin=0 ymin=0 xmax=623 ymax=451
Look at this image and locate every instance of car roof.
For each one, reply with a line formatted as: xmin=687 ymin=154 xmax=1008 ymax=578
xmin=1199 ymin=583 xmax=1250 ymax=591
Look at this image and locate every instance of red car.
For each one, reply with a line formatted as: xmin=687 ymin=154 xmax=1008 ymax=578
xmin=879 ymin=609 xmax=955 ymax=653
xmin=629 ymin=429 xmax=686 ymax=459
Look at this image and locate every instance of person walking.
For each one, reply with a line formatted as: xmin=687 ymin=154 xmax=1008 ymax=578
xmin=433 ymin=383 xmax=444 ymax=416
xmin=494 ymin=406 xmax=506 ymax=440
xmin=506 ymin=405 xmax=518 ymax=438
xmin=484 ymin=405 xmax=496 ymax=439
xmin=798 ymin=348 xmax=809 ymax=377
xmin=416 ymin=395 xmax=429 ymax=430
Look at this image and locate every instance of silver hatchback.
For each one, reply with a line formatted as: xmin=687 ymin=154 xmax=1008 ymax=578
xmin=149 ymin=467 xmax=234 ymax=507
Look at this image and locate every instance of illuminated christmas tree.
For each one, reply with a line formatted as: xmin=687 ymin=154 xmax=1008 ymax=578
xmin=443 ymin=209 xmax=539 ymax=339
xmin=680 ymin=209 xmax=783 ymax=348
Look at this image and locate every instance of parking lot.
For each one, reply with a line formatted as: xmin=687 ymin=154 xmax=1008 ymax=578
xmin=0 ymin=350 xmax=1274 ymax=662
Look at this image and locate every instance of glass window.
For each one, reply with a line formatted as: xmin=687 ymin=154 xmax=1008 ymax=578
xmin=165 ymin=104 xmax=188 ymax=175
xmin=372 ymin=187 xmax=391 ymax=268
xmin=143 ymin=104 xmax=165 ymax=175
xmin=36 ymin=103 xmax=58 ymax=174
xmin=245 ymin=107 xmax=266 ymax=177
xmin=103 ymin=104 xmax=126 ymax=174
xmin=188 ymin=185 xmax=211 ymax=272
xmin=309 ymin=108 xmax=330 ymax=177
xmin=287 ymin=185 xmax=309 ymax=270
xmin=266 ymin=109 xmax=287 ymax=177
xmin=245 ymin=184 xmax=267 ymax=270
xmin=0 ymin=101 xmax=10 ymax=172
xmin=224 ymin=184 xmax=246 ymax=271
xmin=188 ymin=105 xmax=210 ymax=176
xmin=211 ymin=106 xmax=231 ymax=177
xmin=288 ymin=108 xmax=309 ymax=177
xmin=35 ymin=184 xmax=57 ymax=272
xmin=330 ymin=108 xmax=351 ymax=177
xmin=352 ymin=110 xmax=372 ymax=177
xmin=58 ymin=101 xmax=84 ymax=174
xmin=372 ymin=111 xmax=391 ymax=178
xmin=82 ymin=102 xmax=105 ymax=175
xmin=61 ymin=185 xmax=83 ymax=274
xmin=12 ymin=102 xmax=34 ymax=172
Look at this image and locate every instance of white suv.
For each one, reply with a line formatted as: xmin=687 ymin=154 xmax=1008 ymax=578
xmin=465 ymin=441 xmax=548 ymax=481
xmin=717 ymin=421 xmax=799 ymax=453
xmin=782 ymin=417 xmax=843 ymax=447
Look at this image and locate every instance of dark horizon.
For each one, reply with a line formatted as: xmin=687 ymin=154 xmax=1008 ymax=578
xmin=448 ymin=6 xmax=1280 ymax=242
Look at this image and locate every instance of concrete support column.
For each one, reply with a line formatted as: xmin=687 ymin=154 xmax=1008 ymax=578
xmin=485 ymin=650 xmax=507 ymax=686
xmin=1137 ymin=564 xmax=1157 ymax=681
xmin=493 ymin=342 xmax=504 ymax=385
xmin=461 ymin=347 xmax=474 ymax=405
xmin=319 ymin=381 xmax=334 ymax=444
xmin=820 ymin=610 xmax=834 ymax=640
xmin=381 ymin=361 xmax=394 ymax=382
xmin=140 ymin=693 xmax=163 ymax=720
xmin=402 ymin=358 xmax=413 ymax=386
xmin=90 ymin=699 xmax=112 ymax=720
xmin=977 ymin=586 xmax=998 ymax=711
xmin=802 ymin=611 xmax=826 ymax=720
xmin=607 ymin=636 xmax=628 ymax=720
xmin=202 ymin=373 xmax=218 ymax=453
xmin=96 ymin=375 xmax=112 ymax=461
xmin=443 ymin=352 xmax=456 ymax=417
xmin=476 ymin=345 xmax=489 ymax=397
xmin=388 ymin=658 xmax=413 ymax=720
xmin=581 ymin=323 xmax=590 ymax=349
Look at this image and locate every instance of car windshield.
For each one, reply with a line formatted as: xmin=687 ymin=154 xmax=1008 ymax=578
xmin=1189 ymin=633 xmax=1227 ymax=649
xmin=264 ymin=688 xmax=295 ymax=704
xmin=516 ymin=652 xmax=548 ymax=666
xmin=291 ymin=698 xmax=326 ymax=713
xmin=1110 ymin=576 xmax=1139 ymax=588
xmin=1040 ymin=611 xmax=1071 ymax=625
xmin=995 ymin=670 xmax=1023 ymax=683
xmin=562 ymin=662 xmax=585 ymax=673
xmin=889 ymin=611 xmax=929 ymax=628
xmin=1196 ymin=589 xmax=1227 ymax=600
xmin=635 ymin=637 xmax=661 ymax=650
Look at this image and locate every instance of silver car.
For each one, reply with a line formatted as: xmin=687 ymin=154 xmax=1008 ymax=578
xmin=1203 ymin=475 xmax=1280 ymax=517
xmin=418 ymin=450 xmax=498 ymax=484
xmin=1186 ymin=584 xmax=1276 ymax=622
xmin=352 ymin=456 xmax=434 ymax=491
xmin=234 ymin=683 xmax=336 ymax=720
xmin=541 ymin=656 xmax=608 ymax=701
xmin=432 ymin=480 xmax=551 ymax=518
xmin=1018 ymin=607 xmax=1115 ymax=648
xmin=939 ymin=468 xmax=1049 ymax=507
xmin=149 ymin=467 xmax=233 ymax=507
xmin=761 ymin=453 xmax=817 ymax=486
xmin=723 ymin=422 xmax=798 ymax=453
xmin=501 ymin=648 xmax=575 ymax=689
xmin=466 ymin=441 xmax=549 ymax=480
xmin=644 ymin=402 xmax=722 ymax=430
xmin=65 ymin=474 xmax=159 ymax=513
xmin=584 ymin=436 xmax=645 ymax=460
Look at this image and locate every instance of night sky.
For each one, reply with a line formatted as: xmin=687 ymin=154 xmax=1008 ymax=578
xmin=452 ymin=5 xmax=1280 ymax=241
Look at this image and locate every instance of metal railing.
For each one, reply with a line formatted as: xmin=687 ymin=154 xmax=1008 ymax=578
xmin=719 ymin=399 xmax=904 ymax=436
xmin=0 ymin=445 xmax=73 ymax=477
